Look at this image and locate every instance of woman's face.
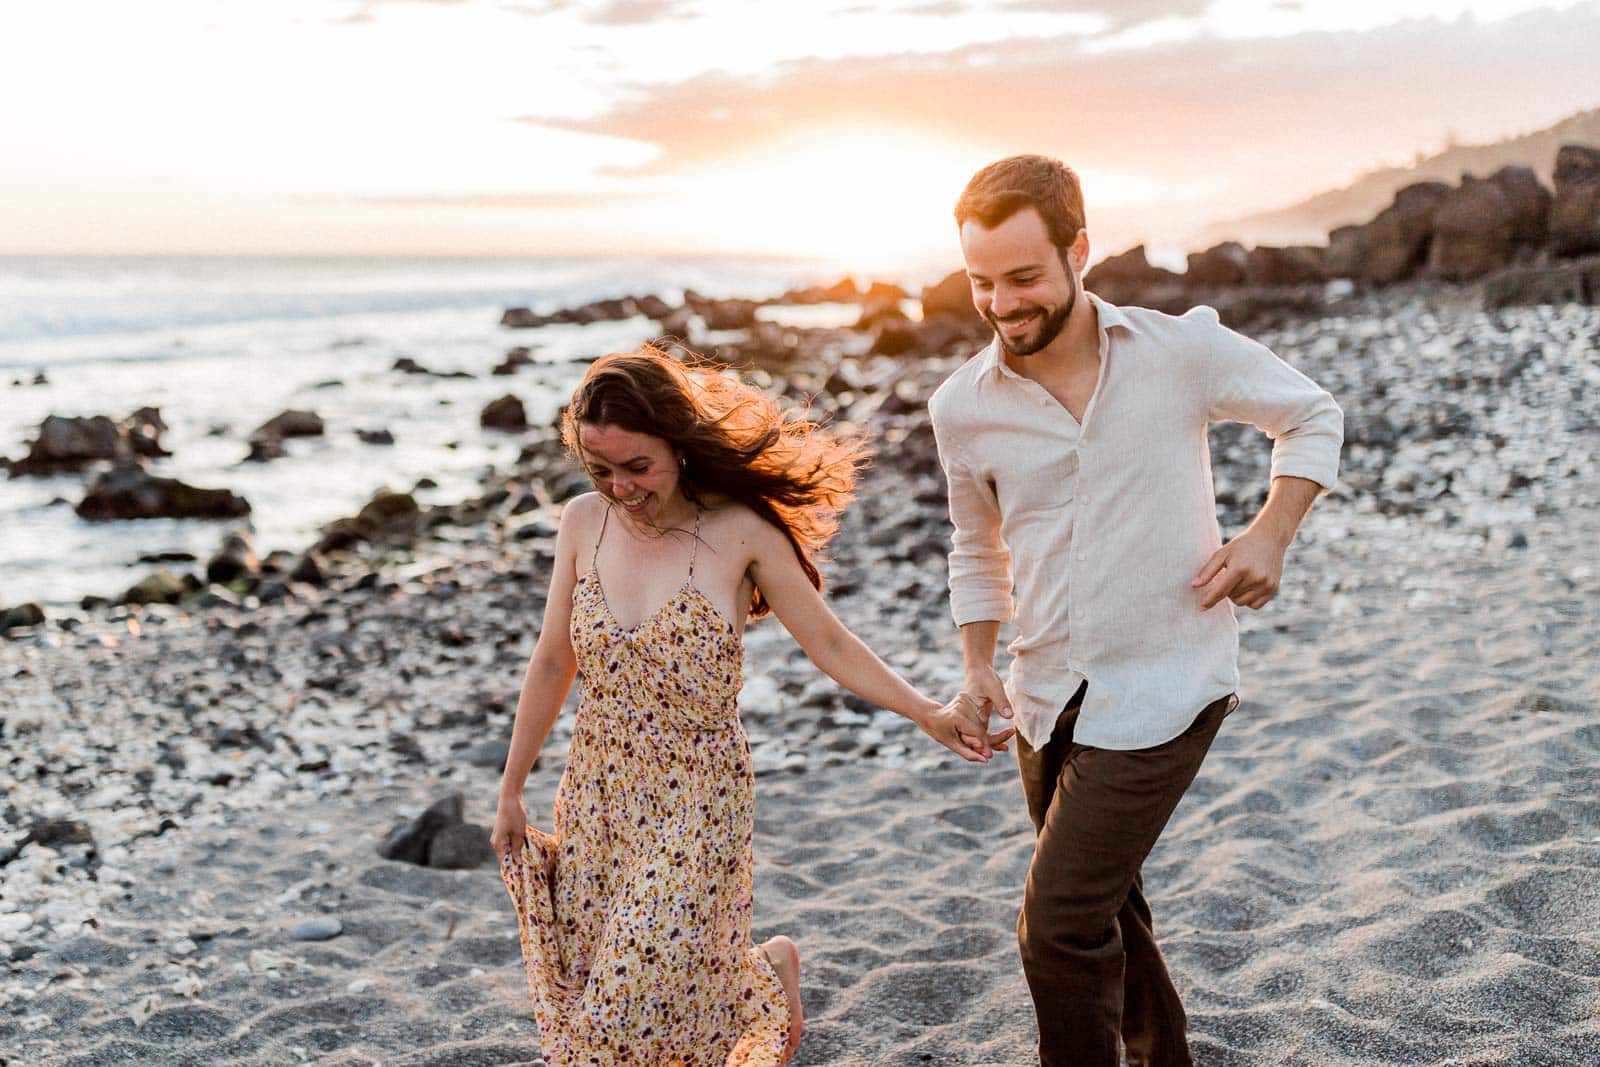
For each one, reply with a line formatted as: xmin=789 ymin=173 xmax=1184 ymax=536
xmin=577 ymin=422 xmax=685 ymax=522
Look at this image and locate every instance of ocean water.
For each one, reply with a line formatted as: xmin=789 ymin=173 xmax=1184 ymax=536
xmin=0 ymin=255 xmax=859 ymax=611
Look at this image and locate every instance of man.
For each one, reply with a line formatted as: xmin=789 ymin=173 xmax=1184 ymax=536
xmin=928 ymin=155 xmax=1343 ymax=1067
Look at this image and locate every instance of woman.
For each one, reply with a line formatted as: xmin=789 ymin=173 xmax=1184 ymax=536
xmin=491 ymin=346 xmax=1011 ymax=1066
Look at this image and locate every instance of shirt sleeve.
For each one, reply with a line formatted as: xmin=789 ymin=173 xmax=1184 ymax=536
xmin=929 ymin=406 xmax=1014 ymax=625
xmin=1200 ymin=309 xmax=1344 ymax=491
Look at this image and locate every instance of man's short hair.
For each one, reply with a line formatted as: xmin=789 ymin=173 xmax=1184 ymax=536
xmin=954 ymin=155 xmax=1086 ymax=252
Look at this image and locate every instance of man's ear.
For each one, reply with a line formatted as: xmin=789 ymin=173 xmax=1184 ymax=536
xmin=1069 ymin=229 xmax=1091 ymax=275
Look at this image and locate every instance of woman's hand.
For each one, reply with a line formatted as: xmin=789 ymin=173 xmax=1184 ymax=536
xmin=913 ymin=692 xmax=1016 ymax=763
xmin=489 ymin=792 xmax=529 ymax=862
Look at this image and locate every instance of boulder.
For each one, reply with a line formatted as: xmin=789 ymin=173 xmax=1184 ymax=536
xmin=357 ymin=428 xmax=395 ymax=445
xmin=206 ymin=531 xmax=260 ymax=584
xmin=120 ymin=567 xmax=196 ymax=606
xmin=684 ymin=292 xmax=759 ymax=331
xmin=76 ymin=464 xmax=251 ymax=521
xmin=11 ymin=415 xmax=120 ymax=474
xmin=1359 ymin=181 xmax=1452 ymax=285
xmin=377 ymin=793 xmax=490 ymax=869
xmin=244 ymin=435 xmax=287 ymax=463
xmin=1488 ymin=164 xmax=1552 ymax=246
xmin=393 ymin=357 xmax=433 ymax=375
xmin=480 ymin=395 xmax=528 ymax=431
xmin=634 ymin=294 xmax=675 ymax=320
xmin=868 ymin=319 xmax=920 ymax=357
xmin=500 ymin=307 xmax=540 ymax=329
xmin=1084 ymin=245 xmax=1186 ymax=305
xmin=1326 ymin=225 xmax=1366 ymax=279
xmin=1185 ymin=242 xmax=1249 ymax=287
xmin=919 ymin=270 xmax=981 ymax=323
xmin=1244 ymin=245 xmax=1329 ymax=287
xmin=1482 ymin=263 xmax=1590 ymax=309
xmin=1550 ymin=144 xmax=1600 ymax=256
xmin=862 ymin=281 xmax=910 ymax=304
xmin=253 ymin=410 xmax=324 ymax=439
xmin=314 ymin=490 xmax=421 ymax=553
xmin=0 ymin=603 xmax=45 ymax=630
xmin=125 ymin=407 xmax=171 ymax=458
xmin=1426 ymin=176 xmax=1518 ymax=281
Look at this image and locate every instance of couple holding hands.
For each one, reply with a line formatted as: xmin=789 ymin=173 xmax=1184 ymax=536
xmin=490 ymin=155 xmax=1344 ymax=1067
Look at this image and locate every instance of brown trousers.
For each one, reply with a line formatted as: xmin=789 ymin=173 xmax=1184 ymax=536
xmin=1015 ymin=683 xmax=1237 ymax=1067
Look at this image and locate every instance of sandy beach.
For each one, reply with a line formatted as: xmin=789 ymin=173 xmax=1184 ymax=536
xmin=4 ymin=283 xmax=1599 ymax=1065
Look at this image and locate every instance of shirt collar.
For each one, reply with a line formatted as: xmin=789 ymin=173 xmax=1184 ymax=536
xmin=979 ymin=290 xmax=1137 ymax=381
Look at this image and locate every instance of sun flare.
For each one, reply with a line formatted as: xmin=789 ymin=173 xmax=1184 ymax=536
xmin=656 ymin=126 xmax=986 ymax=271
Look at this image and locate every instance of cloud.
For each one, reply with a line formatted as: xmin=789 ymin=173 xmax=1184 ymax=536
xmin=518 ymin=2 xmax=1600 ymax=195
xmin=288 ymin=190 xmax=648 ymax=210
xmin=582 ymin=0 xmax=696 ymax=25
xmin=998 ymin=0 xmax=1210 ymax=28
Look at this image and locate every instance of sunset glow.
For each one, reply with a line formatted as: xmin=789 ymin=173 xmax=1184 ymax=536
xmin=0 ymin=0 xmax=1596 ymax=266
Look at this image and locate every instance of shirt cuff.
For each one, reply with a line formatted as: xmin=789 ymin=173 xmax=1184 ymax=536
xmin=950 ymin=592 xmax=1014 ymax=627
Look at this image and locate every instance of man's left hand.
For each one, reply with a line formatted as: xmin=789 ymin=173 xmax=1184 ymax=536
xmin=1191 ymin=527 xmax=1288 ymax=611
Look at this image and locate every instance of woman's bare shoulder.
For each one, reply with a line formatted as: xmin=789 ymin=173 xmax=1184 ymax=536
xmin=558 ymin=492 xmax=607 ymax=532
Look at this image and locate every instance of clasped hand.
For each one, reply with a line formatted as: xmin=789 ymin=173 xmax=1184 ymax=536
xmin=916 ymin=688 xmax=1015 ymax=764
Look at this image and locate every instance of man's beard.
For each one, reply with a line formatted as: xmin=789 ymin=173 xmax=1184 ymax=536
xmin=987 ymin=273 xmax=1076 ymax=357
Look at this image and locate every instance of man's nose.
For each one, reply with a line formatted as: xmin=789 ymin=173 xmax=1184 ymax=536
xmin=990 ymin=285 xmax=1019 ymax=317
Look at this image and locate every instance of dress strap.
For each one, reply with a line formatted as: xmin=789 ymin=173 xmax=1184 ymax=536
xmin=686 ymin=506 xmax=702 ymax=582
xmin=592 ymin=503 xmax=612 ymax=571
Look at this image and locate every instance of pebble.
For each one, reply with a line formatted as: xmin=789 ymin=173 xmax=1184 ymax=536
xmin=289 ymin=917 xmax=343 ymax=941
xmin=0 ymin=911 xmax=35 ymax=940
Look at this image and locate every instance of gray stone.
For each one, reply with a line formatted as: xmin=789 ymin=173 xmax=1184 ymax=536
xmin=288 ymin=917 xmax=343 ymax=942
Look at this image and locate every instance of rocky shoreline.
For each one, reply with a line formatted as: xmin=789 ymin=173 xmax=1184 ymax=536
xmin=3 ymin=261 xmax=1599 ymax=1061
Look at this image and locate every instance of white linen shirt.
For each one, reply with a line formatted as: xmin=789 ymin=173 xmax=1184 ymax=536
xmin=927 ymin=293 xmax=1344 ymax=750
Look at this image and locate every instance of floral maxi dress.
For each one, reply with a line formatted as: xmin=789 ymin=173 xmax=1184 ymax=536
xmin=500 ymin=507 xmax=790 ymax=1067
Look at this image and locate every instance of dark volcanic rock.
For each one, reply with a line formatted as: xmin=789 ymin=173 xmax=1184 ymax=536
xmin=378 ymin=793 xmax=488 ymax=867
xmin=125 ymin=407 xmax=171 ymax=458
xmin=480 ymin=395 xmax=528 ymax=431
xmin=1327 ymin=225 xmax=1365 ymax=279
xmin=1551 ymin=144 xmax=1600 ymax=256
xmin=315 ymin=490 xmax=421 ymax=553
xmin=120 ymin=567 xmax=198 ymax=606
xmin=918 ymin=271 xmax=982 ymax=324
xmin=253 ymin=410 xmax=324 ymax=439
xmin=1426 ymin=176 xmax=1521 ymax=281
xmin=1186 ymin=242 xmax=1250 ymax=287
xmin=1244 ymin=245 xmax=1328 ymax=287
xmin=77 ymin=464 xmax=251 ymax=521
xmin=1483 ymin=262 xmax=1592 ymax=309
xmin=1490 ymin=164 xmax=1552 ymax=246
xmin=426 ymin=822 xmax=494 ymax=869
xmin=685 ymin=292 xmax=760 ymax=331
xmin=357 ymin=428 xmax=395 ymax=445
xmin=869 ymin=319 xmax=920 ymax=357
xmin=11 ymin=415 xmax=120 ymax=474
xmin=206 ymin=531 xmax=260 ymax=585
xmin=244 ymin=435 xmax=288 ymax=463
xmin=1084 ymin=245 xmax=1187 ymax=306
xmin=0 ymin=602 xmax=46 ymax=630
xmin=1360 ymin=181 xmax=1452 ymax=285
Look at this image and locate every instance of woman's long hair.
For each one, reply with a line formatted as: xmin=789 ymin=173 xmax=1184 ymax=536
xmin=562 ymin=345 xmax=868 ymax=619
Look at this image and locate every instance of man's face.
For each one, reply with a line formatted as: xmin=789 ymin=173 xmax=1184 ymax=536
xmin=959 ymin=207 xmax=1079 ymax=358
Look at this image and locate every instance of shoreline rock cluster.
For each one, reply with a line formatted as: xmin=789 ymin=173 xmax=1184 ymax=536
xmin=1085 ymin=143 xmax=1600 ymax=322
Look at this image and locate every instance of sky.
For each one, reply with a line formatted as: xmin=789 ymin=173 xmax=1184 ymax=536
xmin=1 ymin=0 xmax=1596 ymax=272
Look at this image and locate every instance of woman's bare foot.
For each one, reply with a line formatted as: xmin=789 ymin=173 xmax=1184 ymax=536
xmin=761 ymin=935 xmax=803 ymax=1062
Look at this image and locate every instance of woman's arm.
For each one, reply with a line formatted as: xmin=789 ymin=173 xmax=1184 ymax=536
xmin=497 ymin=493 xmax=592 ymax=802
xmin=748 ymin=516 xmax=1013 ymax=762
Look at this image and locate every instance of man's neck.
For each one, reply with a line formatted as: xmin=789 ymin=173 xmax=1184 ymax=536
xmin=1002 ymin=292 xmax=1101 ymax=382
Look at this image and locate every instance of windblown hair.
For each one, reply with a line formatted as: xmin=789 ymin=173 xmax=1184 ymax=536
xmin=954 ymin=154 xmax=1086 ymax=257
xmin=562 ymin=345 xmax=868 ymax=619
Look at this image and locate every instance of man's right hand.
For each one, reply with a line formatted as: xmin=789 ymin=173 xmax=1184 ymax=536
xmin=962 ymin=666 xmax=1014 ymax=726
